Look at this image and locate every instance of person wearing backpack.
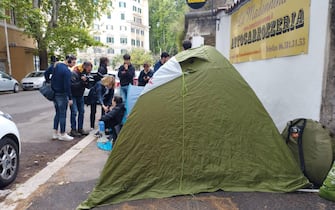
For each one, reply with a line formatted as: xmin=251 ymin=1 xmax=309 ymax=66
xmin=86 ymin=75 xmax=115 ymax=130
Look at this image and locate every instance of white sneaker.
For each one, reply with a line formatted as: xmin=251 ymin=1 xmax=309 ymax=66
xmin=58 ymin=133 xmax=74 ymax=141
xmin=52 ymin=133 xmax=59 ymax=139
xmin=52 ymin=131 xmax=58 ymax=140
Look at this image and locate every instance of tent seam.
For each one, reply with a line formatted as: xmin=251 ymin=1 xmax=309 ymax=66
xmin=179 ymin=72 xmax=188 ymax=192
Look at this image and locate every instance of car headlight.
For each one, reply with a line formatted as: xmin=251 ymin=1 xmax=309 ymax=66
xmin=0 ymin=112 xmax=13 ymax=121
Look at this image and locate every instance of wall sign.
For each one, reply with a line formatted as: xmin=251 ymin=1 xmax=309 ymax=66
xmin=230 ymin=0 xmax=310 ymax=63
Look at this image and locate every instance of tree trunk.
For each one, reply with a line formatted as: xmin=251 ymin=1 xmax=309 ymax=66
xmin=32 ymin=0 xmax=40 ymax=8
xmin=39 ymin=49 xmax=48 ymax=70
xmin=320 ymin=2 xmax=335 ymax=134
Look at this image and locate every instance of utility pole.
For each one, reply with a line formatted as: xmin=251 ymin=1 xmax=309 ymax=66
xmin=4 ymin=19 xmax=12 ymax=75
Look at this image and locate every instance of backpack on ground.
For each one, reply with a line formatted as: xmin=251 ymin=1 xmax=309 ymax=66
xmin=281 ymin=118 xmax=334 ymax=187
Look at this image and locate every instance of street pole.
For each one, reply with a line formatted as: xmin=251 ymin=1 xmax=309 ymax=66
xmin=4 ymin=19 xmax=12 ymax=75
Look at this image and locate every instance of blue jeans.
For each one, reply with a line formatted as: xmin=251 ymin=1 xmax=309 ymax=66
xmin=70 ymin=96 xmax=85 ymax=130
xmin=53 ymin=93 xmax=68 ymax=133
xmin=120 ymin=85 xmax=128 ymax=103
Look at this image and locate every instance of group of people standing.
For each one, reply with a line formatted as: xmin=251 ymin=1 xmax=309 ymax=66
xmin=45 ymin=39 xmax=191 ymax=142
xmin=45 ymin=55 xmax=126 ymax=141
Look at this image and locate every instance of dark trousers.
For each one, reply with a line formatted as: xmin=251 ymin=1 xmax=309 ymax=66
xmin=102 ymin=119 xmax=122 ymax=141
xmin=70 ymin=96 xmax=85 ymax=130
xmin=90 ymin=104 xmax=104 ymax=129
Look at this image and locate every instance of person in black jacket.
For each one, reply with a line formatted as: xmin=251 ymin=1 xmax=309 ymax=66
xmin=69 ymin=61 xmax=92 ymax=137
xmin=138 ymin=62 xmax=153 ymax=86
xmin=97 ymin=57 xmax=109 ymax=80
xmin=87 ymin=75 xmax=115 ymax=130
xmin=118 ymin=54 xmax=135 ymax=102
xmin=99 ymin=96 xmax=125 ymax=141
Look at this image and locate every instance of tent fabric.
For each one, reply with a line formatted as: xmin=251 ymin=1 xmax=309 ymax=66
xmin=141 ymin=56 xmax=182 ymax=95
xmin=77 ymin=46 xmax=309 ymax=210
xmin=122 ymin=84 xmax=144 ymax=124
xmin=126 ymin=85 xmax=144 ymax=114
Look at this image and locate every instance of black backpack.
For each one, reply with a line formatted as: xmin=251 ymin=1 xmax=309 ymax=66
xmin=85 ymin=84 xmax=98 ymax=105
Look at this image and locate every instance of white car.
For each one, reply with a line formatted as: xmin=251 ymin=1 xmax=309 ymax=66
xmin=21 ymin=70 xmax=46 ymax=90
xmin=0 ymin=71 xmax=19 ymax=93
xmin=0 ymin=110 xmax=21 ymax=188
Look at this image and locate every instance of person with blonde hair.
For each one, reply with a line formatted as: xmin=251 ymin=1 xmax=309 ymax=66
xmin=86 ymin=75 xmax=115 ymax=130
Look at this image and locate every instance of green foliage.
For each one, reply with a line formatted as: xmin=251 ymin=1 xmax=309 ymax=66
xmin=49 ymin=26 xmax=103 ymax=55
xmin=111 ymin=49 xmax=154 ymax=71
xmin=129 ymin=48 xmax=154 ymax=71
xmin=7 ymin=0 xmax=109 ymax=67
xmin=0 ymin=0 xmax=12 ymax=20
xmin=149 ymin=0 xmax=188 ymax=56
xmin=110 ymin=54 xmax=123 ymax=70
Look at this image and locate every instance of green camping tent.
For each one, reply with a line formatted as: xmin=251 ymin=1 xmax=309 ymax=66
xmin=78 ymin=46 xmax=309 ymax=209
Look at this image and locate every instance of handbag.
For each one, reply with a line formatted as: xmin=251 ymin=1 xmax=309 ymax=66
xmin=40 ymin=63 xmax=57 ymax=101
xmin=39 ymin=83 xmax=55 ymax=101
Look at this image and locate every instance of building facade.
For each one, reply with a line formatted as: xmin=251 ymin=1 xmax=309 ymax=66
xmin=184 ymin=0 xmax=232 ymax=47
xmin=77 ymin=0 xmax=150 ymax=69
xmin=0 ymin=20 xmax=36 ymax=81
xmin=185 ymin=0 xmax=335 ymax=133
xmin=215 ymin=0 xmax=335 ymax=132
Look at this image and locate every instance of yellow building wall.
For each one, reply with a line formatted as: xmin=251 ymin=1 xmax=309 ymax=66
xmin=9 ymin=47 xmax=35 ymax=81
xmin=0 ymin=24 xmax=36 ymax=81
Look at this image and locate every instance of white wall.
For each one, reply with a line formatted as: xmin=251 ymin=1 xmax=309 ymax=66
xmin=216 ymin=0 xmax=330 ymax=131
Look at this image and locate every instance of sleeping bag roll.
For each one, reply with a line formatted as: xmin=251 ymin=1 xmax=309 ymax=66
xmin=281 ymin=118 xmax=333 ymax=187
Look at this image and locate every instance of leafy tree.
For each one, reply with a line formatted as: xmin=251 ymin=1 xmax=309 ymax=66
xmin=0 ymin=0 xmax=12 ymax=20
xmin=111 ymin=49 xmax=154 ymax=71
xmin=110 ymin=54 xmax=123 ymax=70
xmin=149 ymin=0 xmax=188 ymax=57
xmin=129 ymin=48 xmax=154 ymax=71
xmin=3 ymin=0 xmax=109 ymax=69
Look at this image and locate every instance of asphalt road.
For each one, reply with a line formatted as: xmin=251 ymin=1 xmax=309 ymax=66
xmin=0 ymin=89 xmax=55 ymax=143
xmin=0 ymin=90 xmax=93 ymax=191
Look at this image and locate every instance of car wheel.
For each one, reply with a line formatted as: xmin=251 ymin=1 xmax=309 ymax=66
xmin=0 ymin=137 xmax=20 ymax=188
xmin=13 ymin=84 xmax=19 ymax=93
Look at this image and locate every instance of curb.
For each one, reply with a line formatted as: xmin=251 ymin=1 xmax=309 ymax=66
xmin=0 ymin=134 xmax=96 ymax=210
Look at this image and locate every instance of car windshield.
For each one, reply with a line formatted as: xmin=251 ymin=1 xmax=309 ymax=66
xmin=26 ymin=71 xmax=44 ymax=77
xmin=0 ymin=71 xmax=12 ymax=79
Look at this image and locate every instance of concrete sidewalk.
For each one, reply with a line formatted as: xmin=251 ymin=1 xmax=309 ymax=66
xmin=0 ymin=134 xmax=110 ymax=210
xmin=1 ymin=134 xmax=335 ymax=210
